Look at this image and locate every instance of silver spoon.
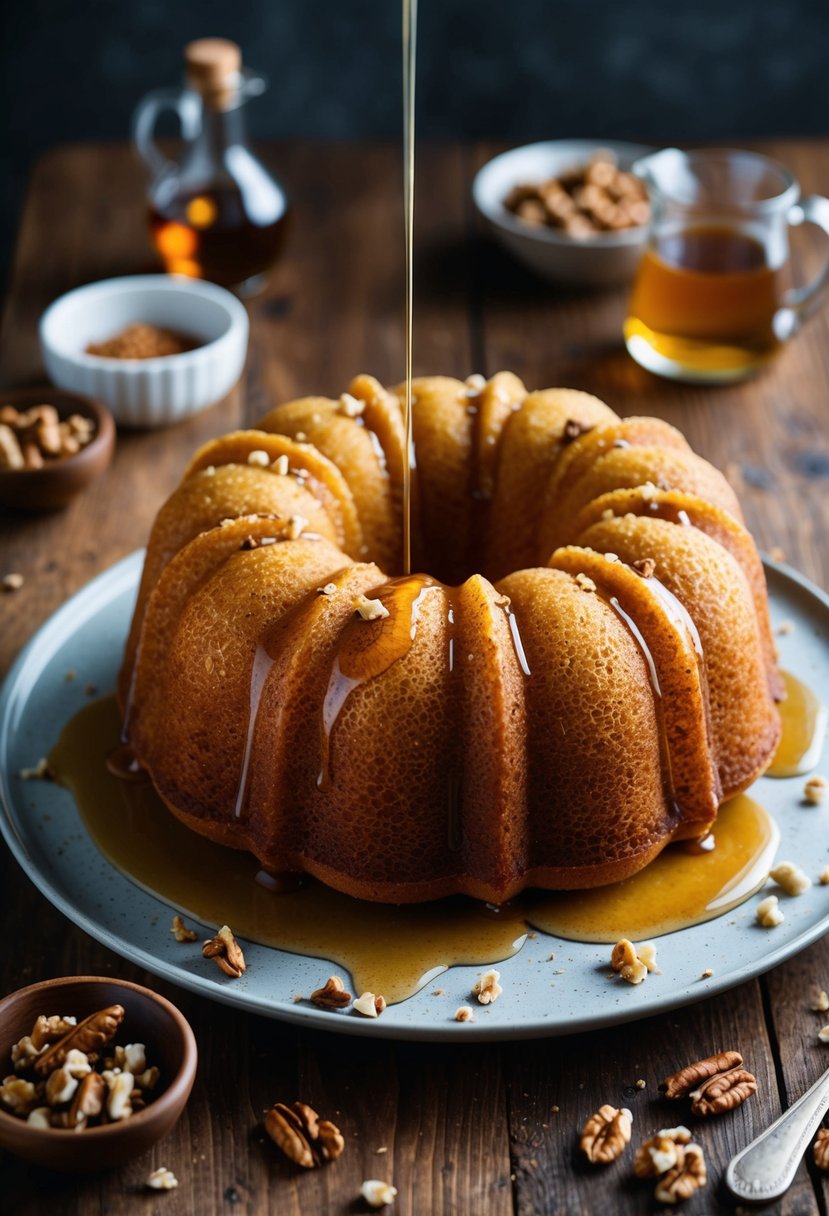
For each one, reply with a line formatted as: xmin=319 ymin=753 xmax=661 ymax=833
xmin=726 ymin=1065 xmax=829 ymax=1202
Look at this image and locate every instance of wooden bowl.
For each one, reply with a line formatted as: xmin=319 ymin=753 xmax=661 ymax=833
xmin=0 ymin=387 xmax=115 ymax=512
xmin=0 ymin=976 xmax=197 ymax=1171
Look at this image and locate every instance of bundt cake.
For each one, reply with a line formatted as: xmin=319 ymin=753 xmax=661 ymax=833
xmin=118 ymin=373 xmax=782 ymax=904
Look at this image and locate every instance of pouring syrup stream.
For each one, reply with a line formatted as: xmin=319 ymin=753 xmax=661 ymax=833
xmin=402 ymin=0 xmax=417 ymax=574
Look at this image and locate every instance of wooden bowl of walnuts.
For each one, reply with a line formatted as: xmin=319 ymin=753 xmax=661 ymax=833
xmin=0 ymin=976 xmax=197 ymax=1171
xmin=0 ymin=386 xmax=115 ymax=512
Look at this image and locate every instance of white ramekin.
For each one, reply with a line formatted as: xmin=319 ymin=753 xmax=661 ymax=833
xmin=39 ymin=275 xmax=249 ymax=428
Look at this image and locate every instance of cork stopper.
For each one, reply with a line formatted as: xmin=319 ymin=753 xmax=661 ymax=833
xmin=185 ymin=38 xmax=242 ymax=109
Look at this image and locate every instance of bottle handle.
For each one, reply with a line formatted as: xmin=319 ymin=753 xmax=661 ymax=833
xmin=774 ymin=194 xmax=829 ymax=340
xmin=132 ymin=88 xmax=201 ymax=180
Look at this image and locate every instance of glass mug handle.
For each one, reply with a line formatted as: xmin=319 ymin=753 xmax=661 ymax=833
xmin=132 ymin=88 xmax=201 ymax=180
xmin=774 ymin=195 xmax=829 ymax=340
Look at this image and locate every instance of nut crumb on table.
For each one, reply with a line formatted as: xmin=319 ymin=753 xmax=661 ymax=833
xmin=756 ymin=894 xmax=784 ymax=927
xmin=361 ymin=1179 xmax=398 ymax=1208
xmin=147 ymin=1166 xmax=178 ymax=1190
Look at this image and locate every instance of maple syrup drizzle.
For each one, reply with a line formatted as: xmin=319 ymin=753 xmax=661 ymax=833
xmin=58 ymin=697 xmax=781 ymax=1005
xmin=767 ymin=669 xmax=828 ymax=778
xmin=402 ymin=0 xmax=417 ymax=574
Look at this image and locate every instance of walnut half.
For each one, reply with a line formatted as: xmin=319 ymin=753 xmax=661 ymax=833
xmin=202 ymin=925 xmax=246 ymax=979
xmin=654 ymin=1142 xmax=707 ymax=1203
xmin=265 ymin=1101 xmax=345 ymax=1169
xmin=579 ymin=1104 xmax=633 ymax=1164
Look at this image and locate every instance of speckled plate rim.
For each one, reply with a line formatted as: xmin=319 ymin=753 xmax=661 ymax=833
xmin=0 ymin=550 xmax=828 ymax=1042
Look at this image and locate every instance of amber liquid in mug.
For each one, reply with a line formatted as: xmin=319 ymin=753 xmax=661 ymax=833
xmin=625 ymin=225 xmax=783 ymax=378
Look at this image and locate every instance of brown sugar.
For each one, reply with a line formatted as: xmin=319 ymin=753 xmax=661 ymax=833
xmin=86 ymin=324 xmax=200 ymax=360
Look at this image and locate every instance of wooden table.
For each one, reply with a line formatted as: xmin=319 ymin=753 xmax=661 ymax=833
xmin=2 ymin=139 xmax=829 ymax=1215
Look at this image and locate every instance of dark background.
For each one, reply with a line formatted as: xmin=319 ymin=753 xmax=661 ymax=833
xmin=2 ymin=0 xmax=829 ymax=285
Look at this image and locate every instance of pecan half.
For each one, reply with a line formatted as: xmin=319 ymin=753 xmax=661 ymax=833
xmin=33 ymin=1005 xmax=125 ymax=1076
xmin=202 ymin=925 xmax=246 ymax=978
xmin=654 ymin=1142 xmax=707 ymax=1203
xmin=659 ymin=1051 xmax=743 ymax=1099
xmin=30 ymin=1015 xmax=77 ymax=1051
xmin=310 ymin=976 xmax=352 ymax=1010
xmin=814 ymin=1127 xmax=829 ymax=1171
xmin=265 ymin=1101 xmax=345 ymax=1168
xmin=689 ymin=1067 xmax=758 ymax=1117
xmin=579 ymin=1104 xmax=633 ymax=1164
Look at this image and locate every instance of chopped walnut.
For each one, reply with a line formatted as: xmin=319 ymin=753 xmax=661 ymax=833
xmin=634 ymin=1078 xmax=646 ymax=1090
xmin=654 ymin=1142 xmax=707 ymax=1204
xmin=67 ymin=1071 xmax=106 ymax=1128
xmin=633 ymin=1126 xmax=692 ymax=1178
xmin=339 ymin=392 xmax=366 ymax=418
xmin=353 ymin=992 xmax=386 ymax=1018
xmin=247 ymin=449 xmax=270 ymax=467
xmin=30 ymin=1015 xmax=76 ymax=1051
xmin=814 ymin=1128 xmax=829 ymax=1171
xmin=147 ymin=1166 xmax=179 ymax=1190
xmin=361 ymin=1179 xmax=398 ymax=1208
xmin=820 ymin=867 xmax=829 ymax=886
xmin=818 ymin=1025 xmax=829 ymax=1043
xmin=579 ymin=1104 xmax=633 ymax=1164
xmin=285 ymin=514 xmax=307 ymax=541
xmin=632 ymin=557 xmax=656 ymax=579
xmin=45 ymin=1067 xmax=79 ymax=1107
xmin=472 ymin=969 xmax=503 ymax=1005
xmin=318 ymin=582 xmax=338 ymax=596
xmin=805 ymin=776 xmax=828 ymax=805
xmin=203 ymin=925 xmax=246 ymax=978
xmin=454 ymin=1006 xmax=474 ymax=1023
xmin=464 ymin=373 xmax=486 ymax=394
xmin=265 ymin=1101 xmax=345 ymax=1168
xmin=809 ymin=985 xmax=829 ymax=1012
xmin=2 ymin=572 xmax=24 ymax=592
xmin=0 ymin=1076 xmax=38 ymax=1114
xmin=272 ymin=454 xmax=290 ymax=475
xmin=756 ymin=894 xmax=784 ymax=927
xmin=102 ymin=1069 xmax=134 ymax=1120
xmin=170 ymin=914 xmax=198 ymax=943
xmin=611 ymin=939 xmax=656 ymax=985
xmin=769 ymin=861 xmax=812 ymax=896
xmin=310 ymin=976 xmax=352 ymax=1010
xmin=354 ymin=594 xmax=390 ymax=621
xmin=26 ymin=1106 xmax=51 ymax=1129
xmin=574 ymin=572 xmax=597 ymax=593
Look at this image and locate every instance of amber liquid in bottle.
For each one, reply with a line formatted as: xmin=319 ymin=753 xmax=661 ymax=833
xmin=149 ymin=182 xmax=290 ymax=291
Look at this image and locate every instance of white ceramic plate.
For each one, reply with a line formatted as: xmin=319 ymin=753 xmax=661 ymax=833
xmin=0 ymin=552 xmax=827 ymax=1041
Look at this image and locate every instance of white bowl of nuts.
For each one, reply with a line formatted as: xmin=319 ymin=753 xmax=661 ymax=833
xmin=472 ymin=140 xmax=654 ymax=287
xmin=39 ymin=275 xmax=249 ymax=428
xmin=0 ymin=975 xmax=197 ymax=1171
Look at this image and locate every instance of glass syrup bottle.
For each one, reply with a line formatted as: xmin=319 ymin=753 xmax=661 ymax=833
xmin=133 ymin=38 xmax=290 ymax=296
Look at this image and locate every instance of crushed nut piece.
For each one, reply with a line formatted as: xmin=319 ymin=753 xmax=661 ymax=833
xmin=67 ymin=1071 xmax=106 ymax=1128
xmin=147 ymin=1166 xmax=179 ymax=1190
xmin=660 ymin=1051 xmax=743 ymax=1100
xmin=563 ymin=419 xmax=588 ymax=443
xmin=272 ymin=454 xmax=290 ymax=475
xmin=579 ymin=1104 xmax=633 ymax=1164
xmin=472 ymin=969 xmax=503 ymax=1005
xmin=756 ymin=894 xmax=784 ymax=927
xmin=353 ymin=992 xmax=386 ymax=1018
xmin=354 ymin=594 xmax=390 ymax=621
xmin=310 ymin=976 xmax=352 ymax=1010
xmin=317 ymin=582 xmax=338 ymax=596
xmin=654 ymin=1142 xmax=707 ymax=1204
xmin=26 ymin=1107 xmax=51 ymax=1129
xmin=3 ymin=572 xmax=24 ymax=592
xmin=574 ymin=572 xmax=597 ymax=593
xmin=102 ymin=1069 xmax=134 ymax=1120
xmin=45 ymin=1066 xmax=78 ymax=1107
xmin=247 ymin=449 xmax=270 ymax=467
xmin=809 ymin=985 xmax=829 ymax=1012
xmin=285 ymin=514 xmax=307 ymax=540
xmin=454 ymin=1006 xmax=474 ymax=1023
xmin=818 ymin=1026 xmax=829 ymax=1043
xmin=700 ymin=969 xmax=714 ymax=979
xmin=633 ymin=1126 xmax=692 ymax=1178
xmin=265 ymin=1101 xmax=345 ymax=1168
xmin=611 ymin=939 xmax=655 ymax=985
xmin=339 ymin=392 xmax=366 ymax=418
xmin=634 ymin=1078 xmax=646 ymax=1090
xmin=769 ymin=861 xmax=812 ymax=896
xmin=820 ymin=867 xmax=829 ymax=885
xmin=805 ymin=776 xmax=828 ymax=805
xmin=170 ymin=914 xmax=198 ymax=943
xmin=18 ymin=758 xmax=51 ymax=780
xmin=203 ymin=925 xmax=246 ymax=978
xmin=632 ymin=557 xmax=656 ymax=579
xmin=361 ymin=1179 xmax=398 ymax=1208
xmin=814 ymin=1128 xmax=829 ymax=1171
xmin=0 ymin=1076 xmax=38 ymax=1114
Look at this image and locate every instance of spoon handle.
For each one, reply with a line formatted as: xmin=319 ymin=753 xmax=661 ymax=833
xmin=726 ymin=1066 xmax=829 ymax=1202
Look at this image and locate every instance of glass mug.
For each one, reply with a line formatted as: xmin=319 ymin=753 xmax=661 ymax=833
xmin=624 ymin=148 xmax=829 ymax=382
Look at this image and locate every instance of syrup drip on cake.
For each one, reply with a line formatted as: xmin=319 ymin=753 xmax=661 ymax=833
xmin=70 ymin=696 xmax=780 ymax=1002
xmin=767 ymin=670 xmax=828 ymax=777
